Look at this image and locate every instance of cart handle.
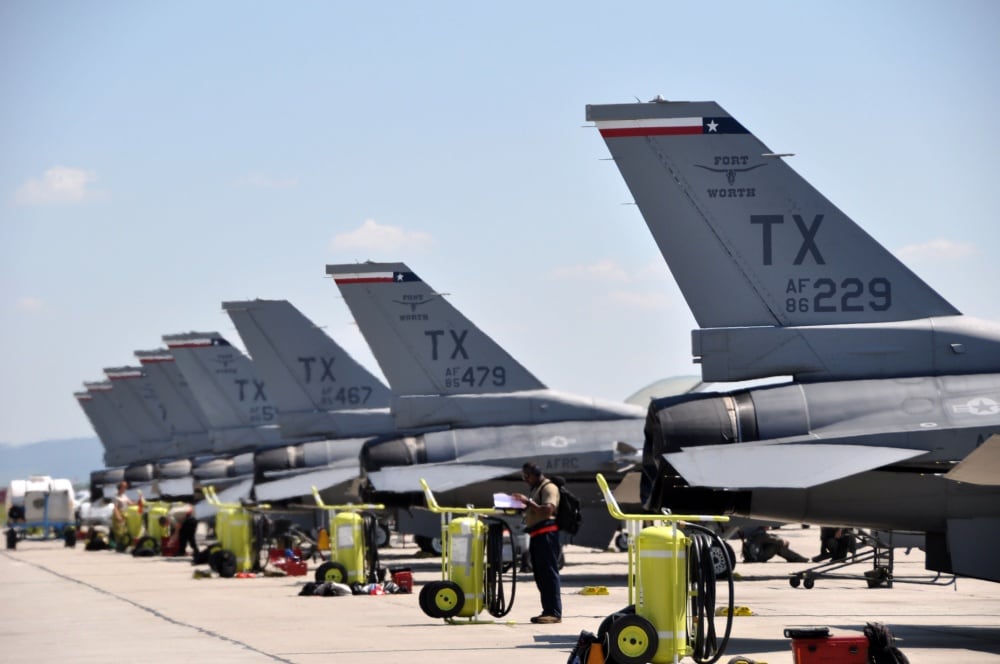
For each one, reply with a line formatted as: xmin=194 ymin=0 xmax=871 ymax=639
xmin=309 ymin=485 xmax=384 ymax=511
xmin=596 ymin=473 xmax=729 ymax=524
xmin=419 ymin=479 xmax=514 ymax=516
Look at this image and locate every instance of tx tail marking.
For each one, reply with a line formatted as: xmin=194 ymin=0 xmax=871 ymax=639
xmin=297 ymin=356 xmax=337 ymax=383
xmin=751 ymin=214 xmax=825 ymax=265
xmin=234 ymin=379 xmax=267 ymax=402
xmin=426 ymin=329 xmax=469 ymax=361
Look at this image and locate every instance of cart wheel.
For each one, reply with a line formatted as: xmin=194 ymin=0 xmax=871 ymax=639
xmin=208 ymin=549 xmax=222 ymax=573
xmin=315 ymin=561 xmax=348 ymax=584
xmin=607 ymin=614 xmax=659 ymax=664
xmin=597 ymin=605 xmax=636 ymax=644
xmin=133 ymin=536 xmax=159 ymax=556
xmin=419 ymin=581 xmax=442 ymax=618
xmin=217 ymin=550 xmax=238 ymax=578
xmin=789 ymin=576 xmax=801 ymax=588
xmin=430 ymin=580 xmax=464 ymax=619
xmin=614 ymin=532 xmax=629 ymax=552
xmin=803 ymin=576 xmax=815 ymax=590
xmin=115 ymin=534 xmax=132 ymax=553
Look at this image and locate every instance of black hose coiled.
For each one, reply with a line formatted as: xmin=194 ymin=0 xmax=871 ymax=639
xmin=685 ymin=523 xmax=735 ymax=664
xmin=362 ymin=512 xmax=382 ymax=584
xmin=483 ymin=517 xmax=516 ymax=617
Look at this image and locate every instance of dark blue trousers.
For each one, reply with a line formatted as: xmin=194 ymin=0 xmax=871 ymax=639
xmin=529 ymin=529 xmax=562 ymax=617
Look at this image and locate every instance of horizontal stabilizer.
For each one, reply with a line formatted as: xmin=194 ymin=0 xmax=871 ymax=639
xmin=665 ymin=442 xmax=926 ymax=489
xmin=946 ymin=434 xmax=1000 ymax=486
xmin=254 ymin=467 xmax=359 ymax=502
xmin=367 ymin=463 xmax=515 ymax=494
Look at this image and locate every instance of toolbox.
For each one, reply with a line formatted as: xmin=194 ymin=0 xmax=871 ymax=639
xmin=785 ymin=627 xmax=868 ymax=664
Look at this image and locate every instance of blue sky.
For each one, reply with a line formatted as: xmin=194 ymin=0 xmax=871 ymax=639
xmin=2 ymin=1 xmax=998 ymax=445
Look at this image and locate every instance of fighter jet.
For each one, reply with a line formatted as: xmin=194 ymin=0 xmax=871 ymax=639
xmin=220 ymin=300 xmax=396 ymax=501
xmin=161 ymin=331 xmax=372 ymax=505
xmin=325 ymin=261 xmax=646 ymax=550
xmin=75 ymin=378 xmax=186 ymax=501
xmin=586 ymin=97 xmax=1000 ymax=582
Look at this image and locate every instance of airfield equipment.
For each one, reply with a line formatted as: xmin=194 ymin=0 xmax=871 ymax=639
xmin=594 ymin=473 xmax=733 ymax=664
xmin=311 ymin=487 xmax=386 ymax=586
xmin=417 ymin=479 xmax=518 ymax=622
xmin=203 ymin=486 xmax=271 ymax=578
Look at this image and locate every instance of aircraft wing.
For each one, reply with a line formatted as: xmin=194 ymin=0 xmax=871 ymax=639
xmin=945 ymin=434 xmax=1000 ymax=486
xmin=367 ymin=463 xmax=516 ymax=494
xmin=157 ymin=477 xmax=195 ymax=497
xmin=664 ymin=439 xmax=926 ymax=489
xmin=254 ymin=467 xmax=359 ymax=502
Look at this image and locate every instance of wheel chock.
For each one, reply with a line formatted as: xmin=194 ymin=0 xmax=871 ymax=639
xmin=579 ymin=586 xmax=609 ymax=595
xmin=715 ymin=605 xmax=754 ymax=616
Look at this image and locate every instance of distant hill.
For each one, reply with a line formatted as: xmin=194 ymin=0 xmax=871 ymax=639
xmin=0 ymin=437 xmax=103 ymax=488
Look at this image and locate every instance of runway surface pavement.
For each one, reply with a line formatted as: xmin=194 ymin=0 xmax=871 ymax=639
xmin=2 ymin=524 xmax=998 ymax=663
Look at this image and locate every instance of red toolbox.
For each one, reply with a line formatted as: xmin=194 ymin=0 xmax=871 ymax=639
xmin=786 ymin=627 xmax=868 ymax=664
xmin=269 ymin=548 xmax=308 ymax=576
xmin=391 ymin=567 xmax=413 ymax=593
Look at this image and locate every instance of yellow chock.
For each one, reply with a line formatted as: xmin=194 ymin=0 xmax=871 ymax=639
xmin=715 ymin=605 xmax=754 ymax=616
xmin=580 ymin=586 xmax=610 ymax=595
xmin=192 ymin=570 xmax=212 ymax=579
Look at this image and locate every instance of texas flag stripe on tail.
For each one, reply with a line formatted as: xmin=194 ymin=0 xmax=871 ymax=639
xmin=597 ymin=116 xmax=748 ymax=138
xmin=331 ymin=271 xmax=421 ymax=285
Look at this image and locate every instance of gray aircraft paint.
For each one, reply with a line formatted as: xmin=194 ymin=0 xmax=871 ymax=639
xmin=326 ymin=261 xmax=648 ymax=550
xmin=80 ymin=381 xmax=146 ymax=466
xmin=588 ymin=97 xmax=1000 ymax=582
xmin=162 ymin=332 xmax=283 ymax=452
xmin=222 ymin=299 xmax=395 ymax=439
xmin=103 ymin=366 xmax=177 ymax=460
xmin=135 ymin=349 xmax=214 ymax=456
xmin=327 ymin=261 xmax=644 ymax=429
xmin=586 ymin=100 xmax=1000 ymax=383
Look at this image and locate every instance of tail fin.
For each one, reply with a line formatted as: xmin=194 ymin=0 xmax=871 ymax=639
xmin=77 ymin=383 xmax=140 ymax=465
xmin=326 ymin=262 xmax=545 ymax=396
xmin=134 ymin=349 xmax=214 ymax=455
xmin=162 ymin=332 xmax=281 ymax=451
xmin=586 ymin=100 xmax=958 ymax=329
xmin=223 ymin=299 xmax=393 ymax=438
xmin=102 ymin=366 xmax=174 ymax=448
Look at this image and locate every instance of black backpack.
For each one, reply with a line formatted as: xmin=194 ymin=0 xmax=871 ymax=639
xmin=545 ymin=477 xmax=582 ymax=536
xmin=864 ymin=622 xmax=909 ymax=664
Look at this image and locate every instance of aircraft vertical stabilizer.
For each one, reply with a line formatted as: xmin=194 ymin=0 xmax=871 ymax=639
xmin=162 ymin=332 xmax=282 ymax=452
xmin=326 ymin=262 xmax=545 ymax=396
xmin=586 ymin=100 xmax=958 ymax=329
xmin=134 ymin=349 xmax=214 ymax=456
xmin=223 ymin=299 xmax=394 ymax=439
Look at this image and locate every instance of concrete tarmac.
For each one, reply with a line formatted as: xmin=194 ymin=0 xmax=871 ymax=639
xmin=1 ymin=525 xmax=999 ymax=663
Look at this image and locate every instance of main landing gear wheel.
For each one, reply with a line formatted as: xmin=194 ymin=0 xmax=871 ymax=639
xmin=607 ymin=614 xmax=659 ymax=664
xmin=710 ymin=541 xmax=736 ymax=579
xmin=315 ymin=561 xmax=349 ymax=584
xmin=375 ymin=523 xmax=391 ymax=549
